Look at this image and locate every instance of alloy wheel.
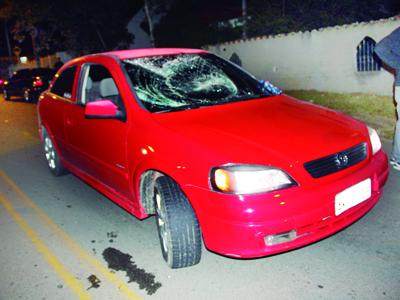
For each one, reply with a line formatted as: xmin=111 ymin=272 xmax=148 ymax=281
xmin=24 ymin=89 xmax=30 ymax=101
xmin=155 ymin=191 xmax=169 ymax=254
xmin=44 ymin=136 xmax=56 ymax=170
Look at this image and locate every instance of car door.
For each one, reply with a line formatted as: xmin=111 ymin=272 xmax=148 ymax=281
xmin=43 ymin=65 xmax=79 ymax=158
xmin=8 ymin=70 xmax=28 ymax=96
xmin=65 ymin=62 xmax=131 ymax=198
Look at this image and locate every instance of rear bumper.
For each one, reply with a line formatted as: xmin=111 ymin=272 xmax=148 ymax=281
xmin=4 ymin=86 xmax=44 ymax=98
xmin=183 ymin=150 xmax=389 ymax=258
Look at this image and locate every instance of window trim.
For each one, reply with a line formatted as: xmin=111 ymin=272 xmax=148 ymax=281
xmin=76 ymin=63 xmax=93 ymax=106
xmin=49 ymin=65 xmax=79 ymax=102
xmin=76 ymin=62 xmax=128 ymax=122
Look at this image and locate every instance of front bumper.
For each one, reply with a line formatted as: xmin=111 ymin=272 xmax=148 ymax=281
xmin=183 ymin=150 xmax=389 ymax=258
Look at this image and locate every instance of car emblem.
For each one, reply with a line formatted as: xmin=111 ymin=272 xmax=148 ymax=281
xmin=335 ymin=153 xmax=349 ymax=168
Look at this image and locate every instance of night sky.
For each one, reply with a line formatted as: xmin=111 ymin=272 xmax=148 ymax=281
xmin=0 ymin=0 xmax=399 ymax=57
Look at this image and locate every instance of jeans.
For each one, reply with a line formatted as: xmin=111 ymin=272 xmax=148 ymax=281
xmin=392 ymin=86 xmax=400 ymax=162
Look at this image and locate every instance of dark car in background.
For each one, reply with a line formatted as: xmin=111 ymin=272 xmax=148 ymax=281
xmin=0 ymin=76 xmax=6 ymax=92
xmin=3 ymin=68 xmax=55 ymax=102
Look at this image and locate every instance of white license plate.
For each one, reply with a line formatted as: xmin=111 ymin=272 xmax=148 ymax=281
xmin=335 ymin=178 xmax=372 ymax=216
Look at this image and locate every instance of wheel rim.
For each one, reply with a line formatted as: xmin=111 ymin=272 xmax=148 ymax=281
xmin=44 ymin=136 xmax=56 ymax=169
xmin=24 ymin=90 xmax=30 ymax=101
xmin=155 ymin=191 xmax=169 ymax=254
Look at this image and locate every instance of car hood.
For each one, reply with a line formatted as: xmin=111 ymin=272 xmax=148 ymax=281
xmin=151 ymin=94 xmax=368 ymax=168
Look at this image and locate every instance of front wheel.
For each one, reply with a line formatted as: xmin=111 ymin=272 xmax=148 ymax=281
xmin=42 ymin=129 xmax=68 ymax=176
xmin=154 ymin=176 xmax=202 ymax=268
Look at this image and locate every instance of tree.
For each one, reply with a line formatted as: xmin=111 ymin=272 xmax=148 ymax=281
xmin=153 ymin=0 xmax=400 ymax=48
xmin=143 ymin=0 xmax=155 ymax=46
xmin=154 ymin=0 xmax=242 ymax=48
xmin=0 ymin=1 xmax=13 ymax=73
xmin=55 ymin=0 xmax=139 ymax=55
xmin=141 ymin=0 xmax=171 ymax=47
xmin=248 ymin=0 xmax=400 ymax=37
xmin=0 ymin=0 xmax=141 ymax=60
xmin=0 ymin=0 xmax=48 ymax=67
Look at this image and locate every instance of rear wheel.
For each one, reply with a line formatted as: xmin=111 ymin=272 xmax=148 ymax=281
xmin=4 ymin=90 xmax=10 ymax=100
xmin=154 ymin=176 xmax=202 ymax=268
xmin=23 ymin=88 xmax=32 ymax=102
xmin=42 ymin=129 xmax=68 ymax=176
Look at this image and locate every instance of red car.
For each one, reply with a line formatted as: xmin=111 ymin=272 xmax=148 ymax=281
xmin=38 ymin=48 xmax=389 ymax=268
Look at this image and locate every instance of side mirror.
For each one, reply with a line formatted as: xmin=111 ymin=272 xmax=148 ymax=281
xmin=85 ymin=100 xmax=124 ymax=120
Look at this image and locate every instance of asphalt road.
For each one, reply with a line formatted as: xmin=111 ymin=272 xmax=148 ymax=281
xmin=0 ymin=95 xmax=399 ymax=300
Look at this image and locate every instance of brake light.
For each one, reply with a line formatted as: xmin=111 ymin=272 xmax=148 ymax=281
xmin=33 ymin=78 xmax=43 ymax=87
xmin=0 ymin=79 xmax=3 ymax=85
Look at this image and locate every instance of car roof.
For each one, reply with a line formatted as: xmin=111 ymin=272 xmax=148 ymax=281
xmin=102 ymin=48 xmax=208 ymax=60
xmin=16 ymin=68 xmax=53 ymax=72
xmin=14 ymin=68 xmax=54 ymax=75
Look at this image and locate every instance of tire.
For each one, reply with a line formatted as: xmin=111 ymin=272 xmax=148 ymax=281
xmin=154 ymin=176 xmax=202 ymax=268
xmin=23 ymin=88 xmax=32 ymax=102
xmin=4 ymin=90 xmax=10 ymax=100
xmin=42 ymin=129 xmax=68 ymax=176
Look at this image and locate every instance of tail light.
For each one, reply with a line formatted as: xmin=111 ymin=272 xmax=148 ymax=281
xmin=33 ymin=76 xmax=44 ymax=87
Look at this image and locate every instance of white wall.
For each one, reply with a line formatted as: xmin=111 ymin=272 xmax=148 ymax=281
xmin=206 ymin=17 xmax=400 ymax=96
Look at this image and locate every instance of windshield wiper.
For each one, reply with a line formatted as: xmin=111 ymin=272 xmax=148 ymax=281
xmin=156 ymin=98 xmax=233 ymax=113
xmin=155 ymin=94 xmax=269 ymax=113
xmin=214 ymin=93 xmax=267 ymax=105
xmin=155 ymin=103 xmax=206 ymax=113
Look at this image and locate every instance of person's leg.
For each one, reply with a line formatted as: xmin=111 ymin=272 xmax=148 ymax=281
xmin=391 ymin=86 xmax=400 ymax=169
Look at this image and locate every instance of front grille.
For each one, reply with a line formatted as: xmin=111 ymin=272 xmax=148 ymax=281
xmin=304 ymin=143 xmax=367 ymax=178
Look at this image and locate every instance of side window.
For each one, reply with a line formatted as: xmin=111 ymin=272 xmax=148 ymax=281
xmin=12 ymin=71 xmax=20 ymax=79
xmin=79 ymin=64 xmax=124 ymax=112
xmin=12 ymin=70 xmax=26 ymax=79
xmin=51 ymin=66 xmax=77 ymax=99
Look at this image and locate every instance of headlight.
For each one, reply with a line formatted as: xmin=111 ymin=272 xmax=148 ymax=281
xmin=368 ymin=126 xmax=381 ymax=155
xmin=211 ymin=164 xmax=297 ymax=194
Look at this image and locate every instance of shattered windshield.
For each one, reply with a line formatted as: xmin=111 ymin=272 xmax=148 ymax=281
xmin=122 ymin=53 xmax=279 ymax=113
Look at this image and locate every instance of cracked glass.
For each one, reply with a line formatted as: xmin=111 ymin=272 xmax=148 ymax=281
xmin=122 ymin=53 xmax=280 ymax=113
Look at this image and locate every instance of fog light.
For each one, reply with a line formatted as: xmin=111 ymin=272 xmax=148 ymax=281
xmin=265 ymin=230 xmax=297 ymax=246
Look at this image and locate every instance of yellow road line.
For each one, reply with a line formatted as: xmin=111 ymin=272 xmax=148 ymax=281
xmin=0 ymin=192 xmax=92 ymax=300
xmin=0 ymin=170 xmax=141 ymax=300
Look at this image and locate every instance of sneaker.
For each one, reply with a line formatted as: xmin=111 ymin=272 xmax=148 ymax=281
xmin=390 ymin=160 xmax=400 ymax=171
